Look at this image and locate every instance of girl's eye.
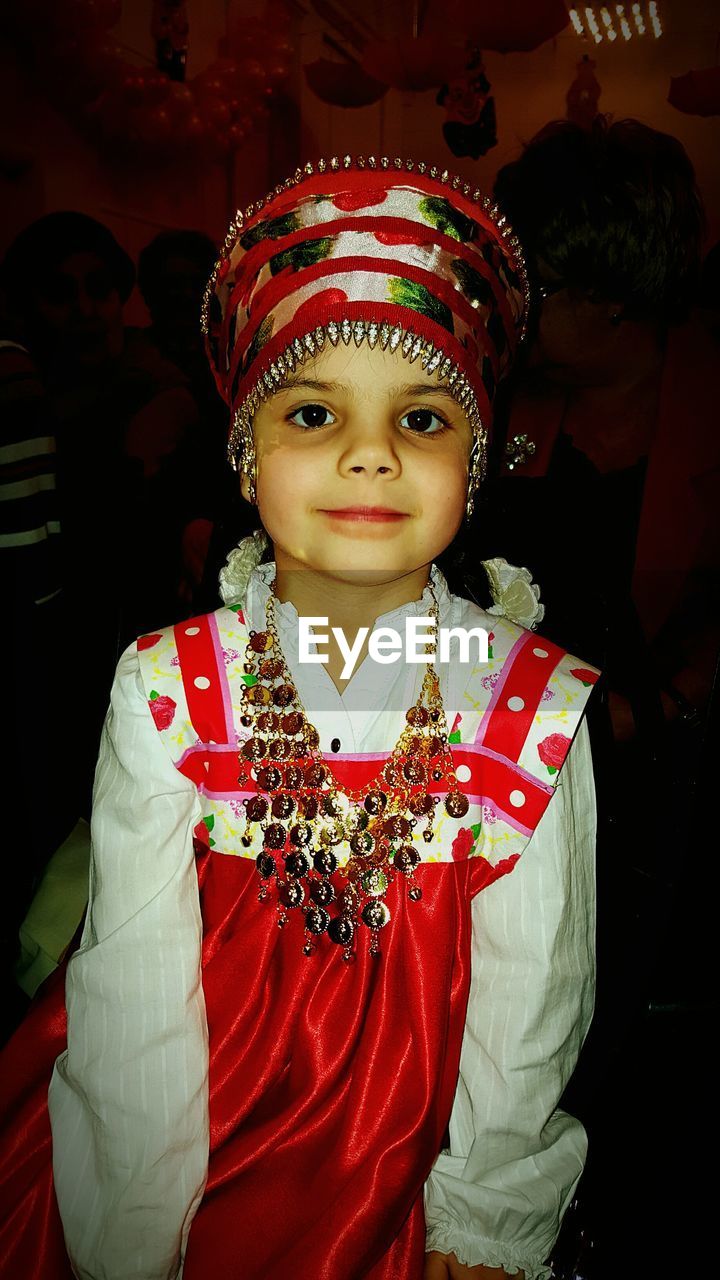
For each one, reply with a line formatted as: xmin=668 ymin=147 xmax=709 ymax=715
xmin=400 ymin=408 xmax=449 ymax=435
xmin=288 ymin=403 xmax=335 ymax=429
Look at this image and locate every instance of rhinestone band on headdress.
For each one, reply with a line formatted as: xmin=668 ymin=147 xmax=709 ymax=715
xmin=201 ymin=155 xmax=530 ymax=467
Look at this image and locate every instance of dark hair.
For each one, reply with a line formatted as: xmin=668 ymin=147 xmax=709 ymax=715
xmin=493 ymin=115 xmax=705 ymax=324
xmin=1 ymin=211 xmax=135 ymax=309
xmin=137 ymin=230 xmax=218 ymax=305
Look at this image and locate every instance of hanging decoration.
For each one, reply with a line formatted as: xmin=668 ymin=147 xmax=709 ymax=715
xmin=152 ymin=0 xmax=189 ymax=82
xmin=436 ymin=0 xmax=569 ymax=53
xmin=304 ymin=55 xmax=387 ymax=108
xmin=361 ymin=35 xmax=468 ymax=92
xmin=304 ymin=0 xmax=567 ymax=159
xmin=436 ymin=47 xmax=496 ymax=159
xmin=668 ymin=66 xmax=720 ymax=118
xmin=11 ymin=0 xmax=294 ymax=163
xmin=566 ymin=55 xmax=602 ymax=129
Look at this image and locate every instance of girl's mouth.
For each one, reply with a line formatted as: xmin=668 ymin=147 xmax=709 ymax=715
xmin=320 ymin=507 xmax=409 ymax=523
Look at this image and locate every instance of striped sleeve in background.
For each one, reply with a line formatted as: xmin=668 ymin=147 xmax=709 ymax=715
xmin=0 ymin=340 xmax=61 ymax=605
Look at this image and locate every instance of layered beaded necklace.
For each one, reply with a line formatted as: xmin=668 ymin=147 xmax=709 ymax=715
xmin=239 ymin=578 xmax=469 ymax=960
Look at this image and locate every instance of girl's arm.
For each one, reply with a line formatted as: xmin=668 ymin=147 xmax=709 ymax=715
xmin=48 ymin=644 xmax=209 ymax=1280
xmin=424 ymin=719 xmax=596 ymax=1280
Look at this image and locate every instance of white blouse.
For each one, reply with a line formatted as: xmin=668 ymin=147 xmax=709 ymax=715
xmin=48 ymin=565 xmax=596 ymax=1280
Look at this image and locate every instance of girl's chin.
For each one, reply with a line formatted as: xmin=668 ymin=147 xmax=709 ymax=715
xmin=286 ymin=550 xmax=430 ymax=583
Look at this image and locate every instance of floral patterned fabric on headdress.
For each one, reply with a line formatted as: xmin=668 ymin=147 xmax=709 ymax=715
xmin=201 ymin=158 xmax=528 ymax=459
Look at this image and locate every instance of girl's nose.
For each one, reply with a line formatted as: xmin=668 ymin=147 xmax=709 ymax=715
xmin=337 ymin=411 xmax=401 ymax=478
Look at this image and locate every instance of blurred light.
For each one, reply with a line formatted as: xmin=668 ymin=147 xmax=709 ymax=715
xmin=568 ymin=2 xmax=662 ymax=40
xmin=615 ymin=5 xmax=633 ymax=39
xmin=600 ymin=7 xmax=617 ymax=38
xmin=648 ymin=0 xmax=662 ymax=35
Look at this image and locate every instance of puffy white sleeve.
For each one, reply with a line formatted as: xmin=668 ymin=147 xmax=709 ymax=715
xmin=424 ymin=719 xmax=596 ymax=1280
xmin=47 ymin=644 xmax=210 ymax=1280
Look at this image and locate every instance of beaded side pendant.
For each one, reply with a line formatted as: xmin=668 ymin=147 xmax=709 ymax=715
xmin=238 ymin=588 xmax=469 ymax=960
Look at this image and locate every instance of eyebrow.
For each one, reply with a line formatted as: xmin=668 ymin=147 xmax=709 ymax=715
xmin=278 ymin=376 xmax=458 ymax=402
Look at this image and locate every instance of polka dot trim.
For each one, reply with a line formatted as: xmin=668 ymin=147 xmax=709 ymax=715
xmin=509 ymin=789 xmax=526 ymax=808
xmin=507 ymin=696 xmax=525 ymax=712
xmin=194 ymin=676 xmax=211 ymax=690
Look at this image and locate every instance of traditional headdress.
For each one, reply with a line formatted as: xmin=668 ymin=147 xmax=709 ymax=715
xmin=201 ymin=155 xmax=529 ymax=507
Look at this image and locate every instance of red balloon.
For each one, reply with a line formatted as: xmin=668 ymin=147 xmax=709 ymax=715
xmin=196 ymin=95 xmax=232 ymax=130
xmin=211 ymin=57 xmax=243 ymax=79
xmin=225 ymin=27 xmax=263 ymax=59
xmin=265 ymin=57 xmax=291 ymax=86
xmin=222 ymin=91 xmax=254 ymax=119
xmin=184 ymin=112 xmax=209 ymax=148
xmin=113 ymin=66 xmax=151 ymax=108
xmin=265 ymin=33 xmax=294 ymax=59
xmin=139 ymin=102 xmax=178 ymax=146
xmin=142 ymin=70 xmax=172 ymax=106
xmin=237 ymin=57 xmax=268 ymax=88
xmin=167 ymin=81 xmax=195 ymax=116
xmin=227 ymin=121 xmax=249 ymax=150
xmin=192 ymin=72 xmax=226 ymax=98
xmin=42 ymin=33 xmax=123 ymax=108
xmin=192 ymin=59 xmax=242 ymax=99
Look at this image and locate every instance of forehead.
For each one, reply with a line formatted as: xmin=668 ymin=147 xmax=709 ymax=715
xmin=273 ymin=341 xmax=459 ymax=397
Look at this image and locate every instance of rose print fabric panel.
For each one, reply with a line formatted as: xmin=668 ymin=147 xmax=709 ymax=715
xmin=136 ymin=604 xmax=598 ymax=887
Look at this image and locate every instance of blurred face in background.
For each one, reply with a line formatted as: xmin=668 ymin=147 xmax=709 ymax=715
xmin=524 ymin=257 xmax=635 ymax=388
xmin=32 ymin=251 xmax=124 ymax=370
xmin=145 ymin=254 xmax=208 ymax=353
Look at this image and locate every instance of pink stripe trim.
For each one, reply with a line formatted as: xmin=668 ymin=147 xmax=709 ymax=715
xmin=466 ymin=742 xmax=555 ymax=794
xmin=207 ymin=614 xmax=236 ymax=745
xmin=475 ymin=632 xmax=531 ymax=745
xmin=475 ymin=799 xmax=535 ymax=838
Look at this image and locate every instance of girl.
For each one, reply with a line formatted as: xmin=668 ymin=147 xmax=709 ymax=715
xmin=0 ymin=158 xmax=598 ymax=1280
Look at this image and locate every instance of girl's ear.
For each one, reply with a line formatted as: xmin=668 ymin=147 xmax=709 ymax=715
xmin=239 ymin=471 xmax=255 ymax=505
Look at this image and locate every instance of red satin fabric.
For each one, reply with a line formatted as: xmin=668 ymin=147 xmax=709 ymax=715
xmin=0 ymin=851 xmax=495 ymax=1279
xmin=0 ymin=965 xmax=74 ymax=1279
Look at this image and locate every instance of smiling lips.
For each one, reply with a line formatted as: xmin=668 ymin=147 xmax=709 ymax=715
xmin=321 ymin=507 xmax=408 ymax=523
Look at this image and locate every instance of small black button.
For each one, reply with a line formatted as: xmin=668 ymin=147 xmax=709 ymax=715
xmin=331 ymin=737 xmax=341 ymax=753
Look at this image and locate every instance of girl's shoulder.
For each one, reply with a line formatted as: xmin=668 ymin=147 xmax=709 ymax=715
xmin=444 ymin=590 xmax=600 ymax=783
xmin=133 ymin=604 xmax=250 ymax=760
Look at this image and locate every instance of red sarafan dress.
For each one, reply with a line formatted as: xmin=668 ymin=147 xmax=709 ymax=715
xmin=0 ymin=567 xmax=598 ymax=1280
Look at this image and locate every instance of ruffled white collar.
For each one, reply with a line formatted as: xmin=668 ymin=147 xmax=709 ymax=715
xmin=218 ymin=531 xmax=544 ymax=631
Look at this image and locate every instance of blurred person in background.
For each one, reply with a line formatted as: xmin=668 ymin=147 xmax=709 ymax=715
xmin=491 ymin=116 xmax=718 ymax=738
xmin=489 ymin=115 xmax=720 ymax=1274
xmin=1 ymin=211 xmax=200 ymax=812
xmin=0 ymin=312 xmax=70 ymax=1035
xmin=137 ymin=228 xmax=235 ymax=607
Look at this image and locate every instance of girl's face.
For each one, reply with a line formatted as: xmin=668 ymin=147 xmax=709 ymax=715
xmin=243 ymin=342 xmax=474 ymax=586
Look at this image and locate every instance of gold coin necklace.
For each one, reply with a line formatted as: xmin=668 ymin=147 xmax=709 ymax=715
xmin=239 ymin=579 xmax=469 ymax=960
